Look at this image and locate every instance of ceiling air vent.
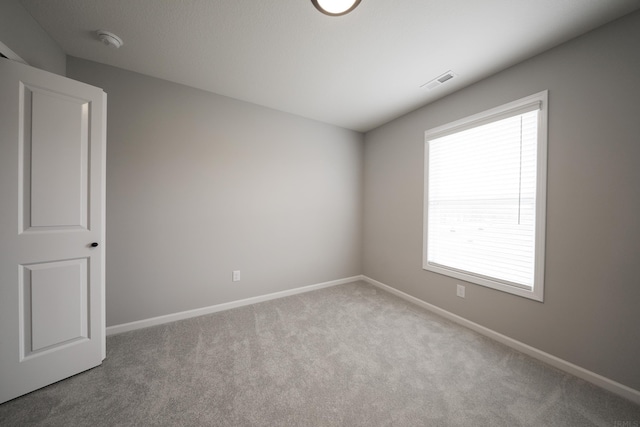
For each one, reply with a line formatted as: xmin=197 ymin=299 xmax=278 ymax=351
xmin=421 ymin=70 xmax=457 ymax=90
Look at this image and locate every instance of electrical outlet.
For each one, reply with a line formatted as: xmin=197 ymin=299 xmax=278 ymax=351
xmin=232 ymin=270 xmax=241 ymax=282
xmin=456 ymin=284 xmax=465 ymax=298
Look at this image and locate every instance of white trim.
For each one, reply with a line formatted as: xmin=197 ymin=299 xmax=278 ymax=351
xmin=0 ymin=41 xmax=28 ymax=65
xmin=106 ymin=275 xmax=365 ymax=336
xmin=100 ymin=93 xmax=107 ymax=361
xmin=362 ymin=275 xmax=640 ymax=405
xmin=423 ymin=90 xmax=548 ymax=302
xmin=424 ymin=98 xmax=542 ymax=141
xmin=534 ymin=91 xmax=549 ymax=302
xmin=106 ymin=273 xmax=640 ymax=404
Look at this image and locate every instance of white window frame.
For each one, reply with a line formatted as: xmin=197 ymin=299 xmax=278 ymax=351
xmin=423 ymin=91 xmax=548 ymax=301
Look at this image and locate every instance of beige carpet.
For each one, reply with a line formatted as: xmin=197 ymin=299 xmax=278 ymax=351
xmin=1 ymin=281 xmax=639 ymax=426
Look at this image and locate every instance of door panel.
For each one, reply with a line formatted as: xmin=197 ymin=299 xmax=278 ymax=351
xmin=0 ymin=58 xmax=106 ymax=404
xmin=29 ymin=87 xmax=89 ymax=229
xmin=24 ymin=258 xmax=88 ymax=354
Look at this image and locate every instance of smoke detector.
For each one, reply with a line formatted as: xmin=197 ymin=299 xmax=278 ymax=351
xmin=96 ymin=30 xmax=123 ymax=49
xmin=421 ymin=70 xmax=457 ymax=91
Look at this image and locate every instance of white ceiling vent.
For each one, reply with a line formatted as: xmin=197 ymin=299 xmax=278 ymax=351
xmin=421 ymin=70 xmax=457 ymax=90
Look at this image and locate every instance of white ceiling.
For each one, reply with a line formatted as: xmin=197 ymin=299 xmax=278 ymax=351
xmin=19 ymin=0 xmax=640 ymax=132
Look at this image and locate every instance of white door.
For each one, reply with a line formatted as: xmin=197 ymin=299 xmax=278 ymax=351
xmin=0 ymin=58 xmax=106 ymax=404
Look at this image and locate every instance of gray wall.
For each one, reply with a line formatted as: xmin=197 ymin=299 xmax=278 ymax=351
xmin=0 ymin=0 xmax=66 ymax=75
xmin=67 ymin=57 xmax=364 ymax=327
xmin=363 ymin=10 xmax=640 ymax=391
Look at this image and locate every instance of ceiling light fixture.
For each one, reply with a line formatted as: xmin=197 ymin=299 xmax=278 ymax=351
xmin=312 ymin=0 xmax=361 ymax=16
xmin=96 ymin=30 xmax=124 ymax=49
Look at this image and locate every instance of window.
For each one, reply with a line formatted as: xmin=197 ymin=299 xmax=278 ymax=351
xmin=423 ymin=91 xmax=548 ymax=301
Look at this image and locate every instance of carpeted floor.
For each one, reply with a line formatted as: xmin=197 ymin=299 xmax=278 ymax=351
xmin=1 ymin=280 xmax=639 ymax=426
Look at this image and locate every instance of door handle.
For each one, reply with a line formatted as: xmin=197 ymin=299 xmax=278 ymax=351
xmin=90 ymin=242 xmax=99 ymax=247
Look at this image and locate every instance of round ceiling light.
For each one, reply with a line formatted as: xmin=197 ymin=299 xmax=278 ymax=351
xmin=96 ymin=30 xmax=124 ymax=49
xmin=312 ymin=0 xmax=362 ymax=16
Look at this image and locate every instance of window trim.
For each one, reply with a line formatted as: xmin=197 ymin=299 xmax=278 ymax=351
xmin=423 ymin=91 xmax=548 ymax=302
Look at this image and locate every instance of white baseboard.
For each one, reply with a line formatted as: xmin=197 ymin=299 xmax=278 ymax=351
xmin=106 ymin=273 xmax=639 ymax=405
xmin=362 ymin=275 xmax=640 ymax=406
xmin=106 ymin=275 xmax=364 ymax=336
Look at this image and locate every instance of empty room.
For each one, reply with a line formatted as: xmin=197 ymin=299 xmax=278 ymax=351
xmin=1 ymin=0 xmax=639 ymax=425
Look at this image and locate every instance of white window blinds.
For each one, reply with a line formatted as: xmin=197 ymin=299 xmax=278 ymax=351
xmin=424 ymin=92 xmax=547 ymax=300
